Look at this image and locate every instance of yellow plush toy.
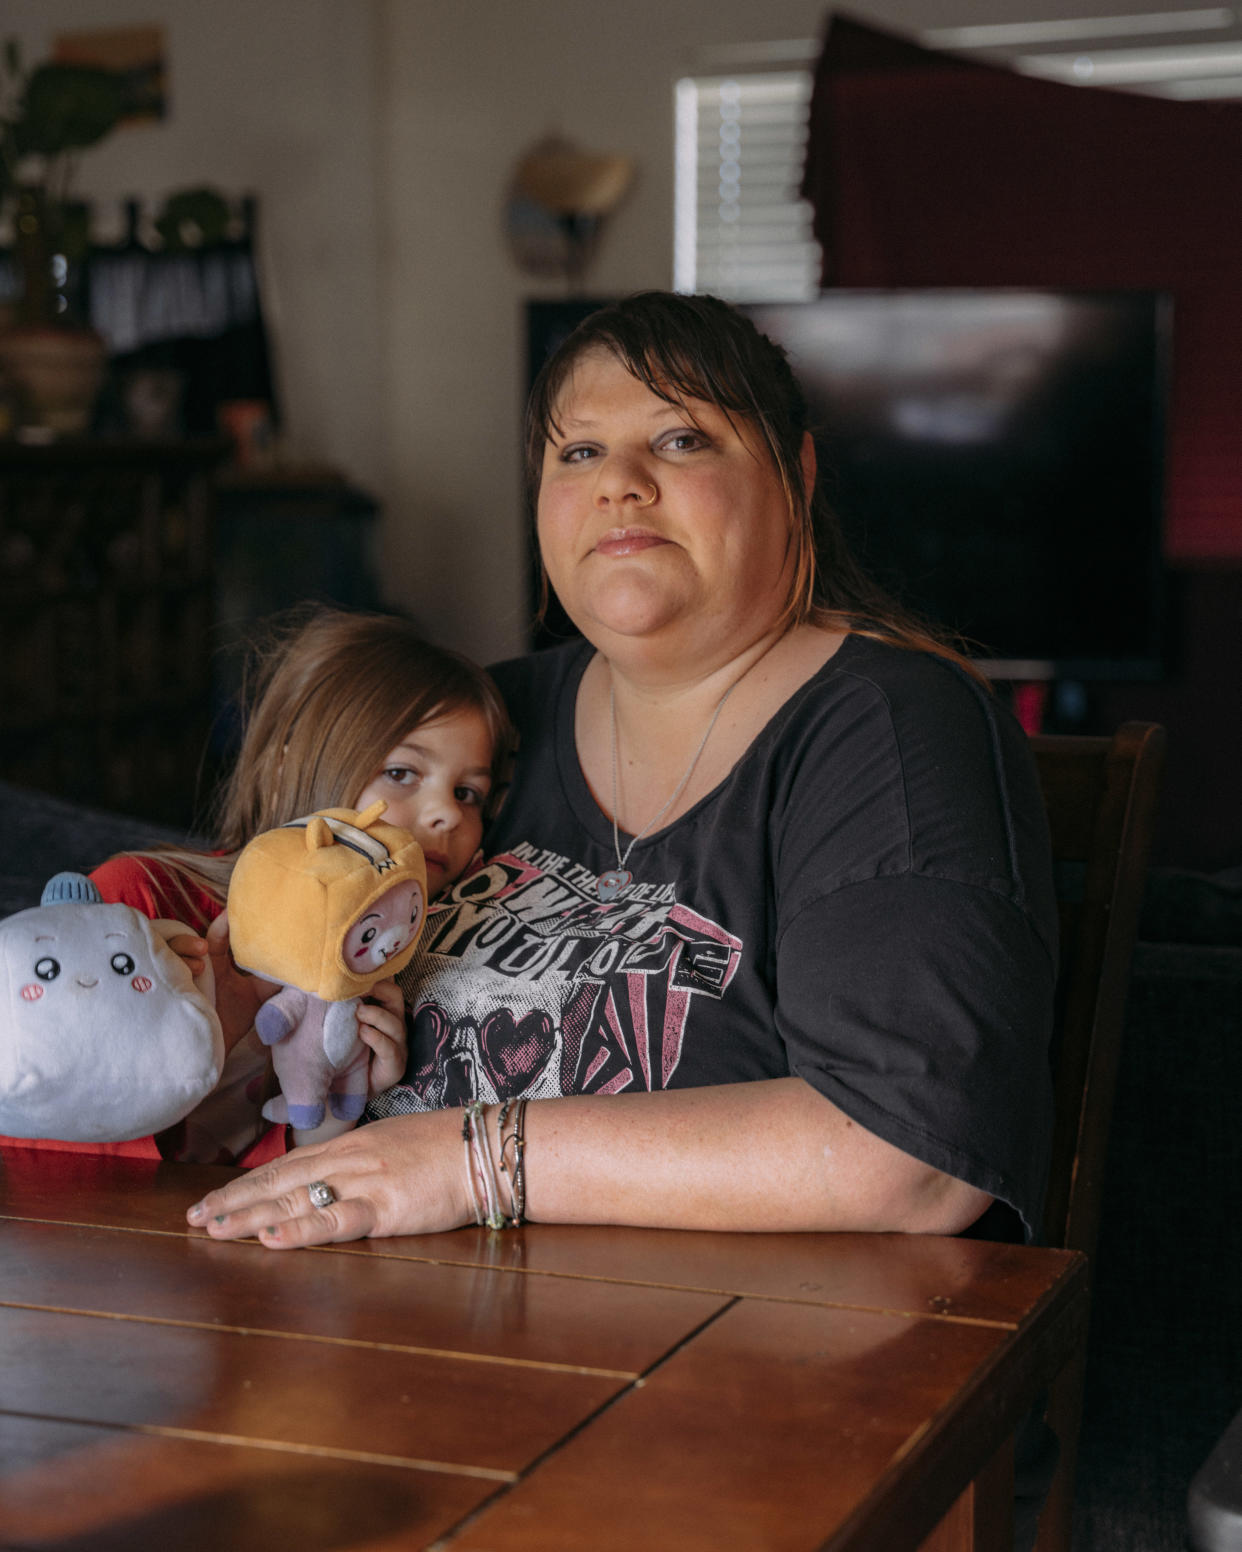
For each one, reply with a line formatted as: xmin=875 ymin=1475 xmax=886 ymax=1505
xmin=227 ymin=801 xmax=426 ymax=1130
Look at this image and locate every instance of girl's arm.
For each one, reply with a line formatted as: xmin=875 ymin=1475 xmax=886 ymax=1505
xmin=354 ymin=979 xmax=409 ymax=1093
xmin=186 ymin=1078 xmax=991 ymax=1246
xmin=166 ymin=931 xmax=210 ymax=981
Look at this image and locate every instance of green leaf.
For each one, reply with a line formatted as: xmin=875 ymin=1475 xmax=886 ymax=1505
xmin=14 ymin=63 xmax=127 ymax=156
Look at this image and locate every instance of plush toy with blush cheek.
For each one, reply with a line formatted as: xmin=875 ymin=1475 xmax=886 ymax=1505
xmin=0 ymin=873 xmax=224 ymax=1142
xmin=226 ymin=802 xmax=426 ymax=1131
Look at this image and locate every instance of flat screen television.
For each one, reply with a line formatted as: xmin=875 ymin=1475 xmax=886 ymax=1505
xmin=526 ymin=291 xmax=1171 ymax=679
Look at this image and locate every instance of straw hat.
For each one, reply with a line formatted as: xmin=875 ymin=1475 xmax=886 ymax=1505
xmin=514 ymin=135 xmax=635 ymax=216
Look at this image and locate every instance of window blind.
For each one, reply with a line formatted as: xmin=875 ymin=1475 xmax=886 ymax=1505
xmin=674 ymin=72 xmax=821 ymax=302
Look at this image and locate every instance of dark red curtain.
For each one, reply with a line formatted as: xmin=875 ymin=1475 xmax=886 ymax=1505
xmin=802 ymin=13 xmax=1242 ymax=559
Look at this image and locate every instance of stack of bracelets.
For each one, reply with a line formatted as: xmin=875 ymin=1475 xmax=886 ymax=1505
xmin=461 ymin=1099 xmax=527 ymax=1230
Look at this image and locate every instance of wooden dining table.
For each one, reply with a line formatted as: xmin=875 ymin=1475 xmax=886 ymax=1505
xmin=0 ymin=1145 xmax=1086 ymax=1551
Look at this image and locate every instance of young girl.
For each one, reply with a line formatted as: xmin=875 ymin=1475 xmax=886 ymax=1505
xmin=19 ymin=607 xmax=512 ymax=1166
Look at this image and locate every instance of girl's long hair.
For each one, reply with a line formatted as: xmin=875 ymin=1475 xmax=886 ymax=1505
xmin=525 ymin=290 xmax=985 ymax=679
xmin=117 ymin=607 xmax=513 ymax=915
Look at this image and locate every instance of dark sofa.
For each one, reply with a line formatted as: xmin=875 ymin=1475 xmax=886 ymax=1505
xmin=1 ymin=778 xmax=1238 ymax=1551
xmin=0 ymin=779 xmax=190 ymax=917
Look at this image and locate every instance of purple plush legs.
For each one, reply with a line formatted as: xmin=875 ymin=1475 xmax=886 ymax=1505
xmin=286 ymin=1101 xmax=327 ymax=1129
xmin=328 ymin=1091 xmax=367 ymax=1121
xmin=327 ymin=1050 xmax=369 ymax=1121
xmin=255 ymin=999 xmax=295 ymax=1047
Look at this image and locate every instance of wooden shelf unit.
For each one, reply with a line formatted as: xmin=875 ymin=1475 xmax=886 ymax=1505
xmin=0 ymin=439 xmax=227 ymax=827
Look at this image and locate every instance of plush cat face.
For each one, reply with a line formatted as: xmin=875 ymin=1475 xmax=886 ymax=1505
xmin=342 ymin=879 xmax=424 ymax=972
xmin=0 ymin=893 xmax=225 ymax=1142
xmin=228 ymin=802 xmax=428 ymax=1001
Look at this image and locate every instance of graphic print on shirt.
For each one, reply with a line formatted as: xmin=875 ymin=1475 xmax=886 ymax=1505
xmin=379 ymin=843 xmax=743 ymax=1113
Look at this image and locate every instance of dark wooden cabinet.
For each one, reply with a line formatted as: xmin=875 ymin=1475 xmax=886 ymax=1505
xmin=207 ymin=470 xmax=383 ymax=766
xmin=0 ymin=440 xmax=227 ymax=826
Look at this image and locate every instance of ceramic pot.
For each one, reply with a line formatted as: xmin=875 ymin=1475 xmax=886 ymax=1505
xmin=0 ymin=324 xmax=107 ymax=435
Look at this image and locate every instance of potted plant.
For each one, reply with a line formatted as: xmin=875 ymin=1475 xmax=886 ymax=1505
xmin=0 ymin=41 xmax=128 ymax=433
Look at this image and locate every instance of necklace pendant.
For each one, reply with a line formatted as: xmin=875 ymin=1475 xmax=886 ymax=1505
xmin=597 ymin=867 xmax=632 ymax=903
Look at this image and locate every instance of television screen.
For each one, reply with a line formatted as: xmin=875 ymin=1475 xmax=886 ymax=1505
xmin=748 ymin=291 xmax=1170 ymax=678
xmin=525 ymin=291 xmax=1171 ymax=678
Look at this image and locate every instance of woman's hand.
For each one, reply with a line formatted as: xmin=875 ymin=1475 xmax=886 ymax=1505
xmin=357 ymin=977 xmax=408 ymax=1096
xmin=186 ymin=1110 xmax=473 ymax=1247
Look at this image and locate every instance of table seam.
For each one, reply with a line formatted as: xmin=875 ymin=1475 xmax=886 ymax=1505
xmin=0 ymin=1299 xmax=640 ymax=1379
xmin=0 ymin=1409 xmax=518 ymax=1482
xmin=425 ymin=1293 xmax=745 ymax=1548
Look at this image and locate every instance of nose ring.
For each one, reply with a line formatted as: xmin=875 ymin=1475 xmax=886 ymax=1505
xmin=636 ymin=483 xmax=658 ymax=508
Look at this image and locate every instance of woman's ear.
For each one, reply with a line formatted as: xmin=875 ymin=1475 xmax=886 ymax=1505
xmin=800 ymin=430 xmax=817 ymax=496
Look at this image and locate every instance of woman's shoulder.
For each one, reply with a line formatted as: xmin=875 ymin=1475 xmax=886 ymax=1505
xmin=759 ymin=632 xmax=993 ymax=768
xmin=771 ymin=633 xmax=1052 ymax=905
xmin=794 ymin=633 xmax=1013 ymax=761
xmin=821 ymin=630 xmax=989 ymax=703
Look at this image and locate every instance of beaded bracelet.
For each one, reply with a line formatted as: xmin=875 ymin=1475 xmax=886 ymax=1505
xmin=461 ymin=1101 xmax=506 ymax=1231
xmin=460 ymin=1103 xmax=483 ymax=1225
xmin=498 ymin=1098 xmax=528 ymax=1227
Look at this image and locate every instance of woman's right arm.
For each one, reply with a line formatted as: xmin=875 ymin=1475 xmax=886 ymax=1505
xmin=185 ymin=1075 xmax=991 ymax=1246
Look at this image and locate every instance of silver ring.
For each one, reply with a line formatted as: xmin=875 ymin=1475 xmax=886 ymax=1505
xmin=307 ymin=1180 xmax=336 ymax=1210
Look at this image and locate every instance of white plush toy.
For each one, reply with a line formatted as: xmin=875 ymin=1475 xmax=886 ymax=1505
xmin=0 ymin=872 xmax=225 ymax=1142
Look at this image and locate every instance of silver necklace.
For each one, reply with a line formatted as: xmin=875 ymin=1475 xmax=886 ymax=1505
xmin=598 ymin=677 xmax=740 ymax=902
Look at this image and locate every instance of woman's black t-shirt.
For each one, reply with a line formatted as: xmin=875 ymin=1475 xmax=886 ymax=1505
xmin=372 ymin=633 xmax=1058 ymax=1240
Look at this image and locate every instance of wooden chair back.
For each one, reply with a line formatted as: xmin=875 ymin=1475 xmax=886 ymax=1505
xmin=1027 ymin=720 xmax=1165 ymax=1552
xmin=1031 ymin=720 xmax=1165 ymax=1262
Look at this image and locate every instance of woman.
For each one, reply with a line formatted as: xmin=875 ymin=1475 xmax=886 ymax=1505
xmin=189 ymin=292 xmax=1057 ymax=1248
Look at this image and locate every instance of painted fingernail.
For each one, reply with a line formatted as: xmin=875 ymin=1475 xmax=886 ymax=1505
xmin=187 ymin=1203 xmax=206 ymax=1222
xmin=214 ymin=1215 xmax=227 ymax=1225
xmin=264 ymin=1225 xmax=279 ymax=1237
